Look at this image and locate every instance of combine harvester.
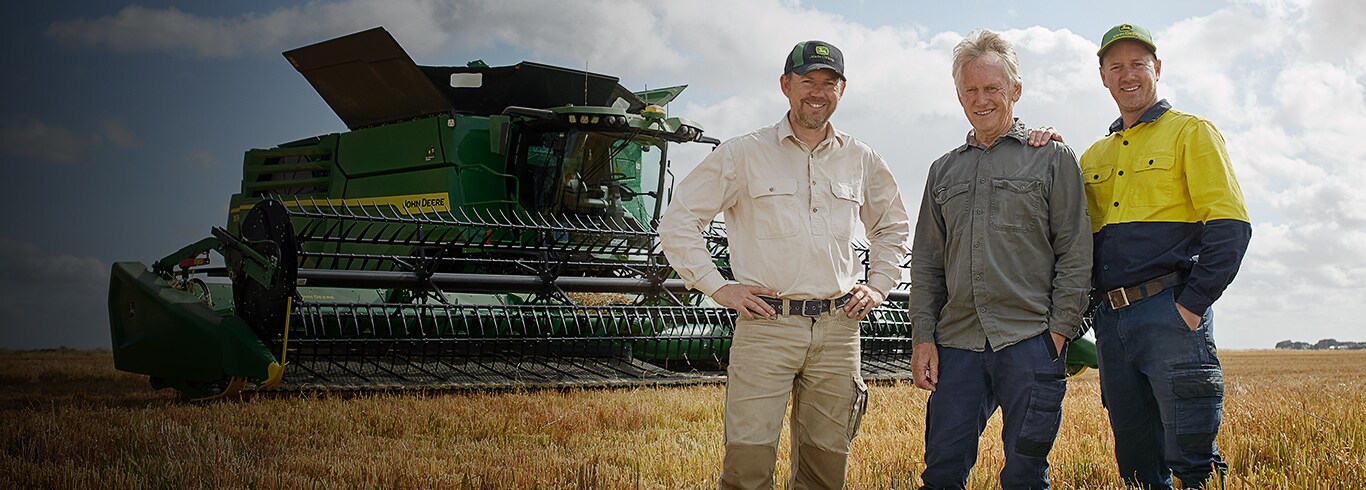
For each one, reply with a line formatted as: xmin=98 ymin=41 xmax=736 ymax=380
xmin=109 ymin=27 xmax=1095 ymax=400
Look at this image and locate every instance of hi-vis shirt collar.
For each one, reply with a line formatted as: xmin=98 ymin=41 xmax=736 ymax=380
xmin=956 ymin=119 xmax=1028 ymax=153
xmin=1109 ymin=99 xmax=1172 ymax=134
xmin=777 ymin=112 xmax=848 ymax=149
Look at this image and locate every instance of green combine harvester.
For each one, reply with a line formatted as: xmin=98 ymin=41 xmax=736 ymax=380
xmin=108 ymin=27 xmax=1096 ymax=400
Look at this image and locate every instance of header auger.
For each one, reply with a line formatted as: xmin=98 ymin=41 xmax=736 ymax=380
xmin=108 ymin=27 xmax=1095 ymax=399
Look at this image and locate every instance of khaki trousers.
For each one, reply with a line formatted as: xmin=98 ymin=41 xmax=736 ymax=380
xmin=718 ymin=311 xmax=869 ymax=490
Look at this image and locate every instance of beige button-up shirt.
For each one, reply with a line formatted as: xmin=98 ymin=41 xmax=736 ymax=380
xmin=659 ymin=115 xmax=910 ymax=300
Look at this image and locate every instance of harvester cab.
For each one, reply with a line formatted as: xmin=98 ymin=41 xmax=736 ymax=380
xmin=107 ymin=27 xmax=1097 ymax=400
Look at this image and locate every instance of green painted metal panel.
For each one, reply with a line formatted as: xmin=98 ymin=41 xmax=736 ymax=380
xmin=336 ymin=116 xmax=447 ymax=177
xmin=108 ymin=262 xmax=276 ymax=384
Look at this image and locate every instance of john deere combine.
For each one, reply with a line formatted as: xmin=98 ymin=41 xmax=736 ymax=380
xmin=109 ymin=27 xmax=1095 ymax=399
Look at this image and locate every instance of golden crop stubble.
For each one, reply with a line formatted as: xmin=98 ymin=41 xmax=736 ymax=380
xmin=2 ymin=349 xmax=1364 ymax=489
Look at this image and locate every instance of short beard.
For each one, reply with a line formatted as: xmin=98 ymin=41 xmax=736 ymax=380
xmin=792 ymin=108 xmax=829 ymax=130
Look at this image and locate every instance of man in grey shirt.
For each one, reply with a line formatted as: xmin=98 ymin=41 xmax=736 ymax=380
xmin=908 ymin=30 xmax=1092 ymax=489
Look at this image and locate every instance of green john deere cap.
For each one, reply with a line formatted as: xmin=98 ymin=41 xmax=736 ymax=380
xmin=1097 ymin=23 xmax=1156 ymax=59
xmin=785 ymin=40 xmax=845 ymax=80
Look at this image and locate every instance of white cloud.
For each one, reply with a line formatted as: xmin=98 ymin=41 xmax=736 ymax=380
xmin=0 ymin=118 xmax=138 ymax=164
xmin=36 ymin=0 xmax=1366 ymax=348
xmin=182 ymin=148 xmax=219 ymax=170
xmin=46 ymin=3 xmax=448 ymax=59
xmin=0 ymin=239 xmax=109 ymax=349
xmin=0 ymin=120 xmax=86 ymax=164
xmin=98 ymin=120 xmax=138 ymax=148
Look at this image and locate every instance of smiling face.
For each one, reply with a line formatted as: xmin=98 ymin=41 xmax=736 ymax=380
xmin=956 ymin=54 xmax=1021 ymax=145
xmin=1100 ymin=39 xmax=1162 ymax=123
xmin=781 ymin=69 xmax=844 ymax=130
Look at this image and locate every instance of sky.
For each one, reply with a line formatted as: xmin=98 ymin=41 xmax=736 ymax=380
xmin=1 ymin=0 xmax=1363 ymax=350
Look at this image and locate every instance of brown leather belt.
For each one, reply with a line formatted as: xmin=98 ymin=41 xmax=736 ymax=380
xmin=1105 ymin=272 xmax=1185 ymax=310
xmin=759 ymin=292 xmax=855 ymax=317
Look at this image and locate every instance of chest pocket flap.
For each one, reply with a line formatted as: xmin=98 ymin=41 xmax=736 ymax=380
xmin=1133 ymin=153 xmax=1176 ymax=173
xmin=831 ymin=181 xmax=863 ymax=204
xmin=933 ymin=182 xmax=970 ymax=204
xmin=1085 ymin=166 xmax=1113 ymax=184
xmin=748 ymin=178 xmax=798 ymax=198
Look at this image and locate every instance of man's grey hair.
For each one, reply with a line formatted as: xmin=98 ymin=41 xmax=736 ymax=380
xmin=951 ymin=29 xmax=1022 ymax=89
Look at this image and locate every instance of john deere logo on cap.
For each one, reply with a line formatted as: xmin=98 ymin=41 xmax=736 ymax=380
xmin=1119 ymin=24 xmax=1133 ymax=31
xmin=815 ymin=45 xmax=830 ymax=56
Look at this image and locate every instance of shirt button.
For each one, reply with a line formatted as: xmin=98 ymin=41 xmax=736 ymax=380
xmin=1118 ymin=170 xmax=1124 ymax=176
xmin=979 ymin=307 xmax=986 ymax=312
xmin=812 ymin=208 xmax=819 ymax=213
xmin=769 ymin=187 xmax=775 ymax=192
xmin=1113 ymin=202 xmax=1119 ymax=207
xmin=975 ymin=209 xmax=983 ymax=215
xmin=1123 ymin=140 xmax=1129 ymax=146
xmin=1103 ymin=265 xmax=1110 ymax=271
xmin=973 ymin=242 xmax=980 ymax=248
xmin=978 ymin=179 xmax=985 ymax=184
xmin=1148 ymin=159 xmax=1154 ymax=165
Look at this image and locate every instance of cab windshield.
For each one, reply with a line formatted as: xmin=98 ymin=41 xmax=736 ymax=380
xmin=515 ymin=129 xmax=666 ymax=227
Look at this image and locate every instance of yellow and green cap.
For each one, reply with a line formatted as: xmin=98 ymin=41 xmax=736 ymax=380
xmin=785 ymin=40 xmax=845 ymax=80
xmin=1097 ymin=23 xmax=1156 ymax=59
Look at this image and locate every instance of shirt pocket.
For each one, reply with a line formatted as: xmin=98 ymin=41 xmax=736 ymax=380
xmin=1129 ymin=152 xmax=1180 ymax=208
xmin=989 ymin=178 xmax=1044 ymax=233
xmin=1083 ymin=165 xmax=1114 ymax=214
xmin=933 ymin=182 xmax=971 ymax=234
xmin=829 ymin=180 xmax=864 ymax=239
xmin=747 ymin=178 xmax=800 ymax=239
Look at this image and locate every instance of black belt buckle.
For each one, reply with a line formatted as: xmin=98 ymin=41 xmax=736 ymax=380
xmin=801 ymin=299 xmax=827 ymax=317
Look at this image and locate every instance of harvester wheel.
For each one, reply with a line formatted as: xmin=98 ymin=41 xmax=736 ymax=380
xmin=229 ymin=200 xmax=298 ymax=342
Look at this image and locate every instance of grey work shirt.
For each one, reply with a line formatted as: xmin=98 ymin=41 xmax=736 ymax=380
xmin=909 ymin=121 xmax=1092 ymax=351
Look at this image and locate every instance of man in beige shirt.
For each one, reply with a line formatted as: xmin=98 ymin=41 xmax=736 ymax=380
xmin=659 ymin=40 xmax=911 ymax=489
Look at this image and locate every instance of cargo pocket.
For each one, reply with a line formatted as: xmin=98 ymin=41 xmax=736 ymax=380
xmin=1016 ymin=372 xmax=1066 ymax=458
xmin=1171 ymin=364 xmax=1224 ymax=453
xmin=847 ymin=375 xmax=869 ymax=440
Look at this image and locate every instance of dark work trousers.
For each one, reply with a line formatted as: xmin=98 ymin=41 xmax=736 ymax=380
xmin=920 ymin=333 xmax=1068 ymax=490
xmin=1093 ymin=287 xmax=1228 ymax=489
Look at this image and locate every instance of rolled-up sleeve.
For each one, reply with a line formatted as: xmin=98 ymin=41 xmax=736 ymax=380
xmin=859 ymin=150 xmax=911 ymax=297
xmin=658 ymin=144 xmax=739 ymax=296
xmin=1045 ymin=144 xmax=1093 ymax=339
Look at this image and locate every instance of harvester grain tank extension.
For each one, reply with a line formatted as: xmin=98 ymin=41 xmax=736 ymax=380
xmin=109 ymin=27 xmax=1097 ymax=399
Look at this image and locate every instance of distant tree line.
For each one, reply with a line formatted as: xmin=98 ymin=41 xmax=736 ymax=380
xmin=1275 ymin=339 xmax=1366 ymax=350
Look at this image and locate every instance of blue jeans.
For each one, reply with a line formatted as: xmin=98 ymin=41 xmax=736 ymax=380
xmin=1093 ymin=287 xmax=1228 ymax=489
xmin=921 ymin=333 xmax=1068 ymax=490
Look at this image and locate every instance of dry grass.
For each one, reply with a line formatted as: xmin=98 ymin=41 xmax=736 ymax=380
xmin=2 ymin=349 xmax=1362 ymax=489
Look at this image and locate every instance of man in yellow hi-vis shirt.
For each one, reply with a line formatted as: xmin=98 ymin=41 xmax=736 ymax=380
xmin=1081 ymin=24 xmax=1251 ymax=489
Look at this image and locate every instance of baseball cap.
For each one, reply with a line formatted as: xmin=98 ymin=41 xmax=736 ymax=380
xmin=1097 ymin=23 xmax=1157 ymax=59
xmin=785 ymin=40 xmax=845 ymax=80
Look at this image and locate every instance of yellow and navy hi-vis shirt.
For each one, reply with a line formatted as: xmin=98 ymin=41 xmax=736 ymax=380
xmin=1080 ymin=99 xmax=1251 ymax=315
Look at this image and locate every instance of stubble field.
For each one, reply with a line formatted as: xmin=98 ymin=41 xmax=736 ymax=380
xmin=1 ymin=349 xmax=1362 ymax=489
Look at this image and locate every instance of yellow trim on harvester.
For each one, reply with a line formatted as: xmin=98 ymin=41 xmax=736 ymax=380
xmin=231 ymin=192 xmax=452 ymax=219
xmin=257 ymin=295 xmax=294 ymax=390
